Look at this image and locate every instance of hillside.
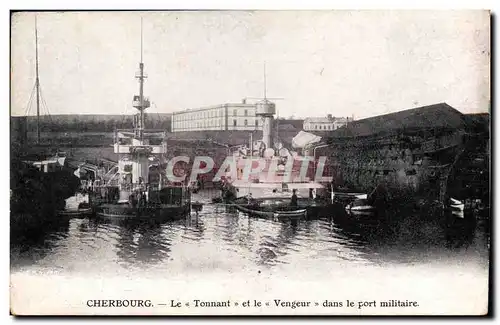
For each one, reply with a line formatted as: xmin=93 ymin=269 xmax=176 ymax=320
xmin=16 ymin=113 xmax=172 ymax=132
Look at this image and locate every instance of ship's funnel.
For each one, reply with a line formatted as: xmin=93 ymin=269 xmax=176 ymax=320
xmin=262 ymin=116 xmax=273 ymax=149
xmin=256 ymin=99 xmax=276 ymax=150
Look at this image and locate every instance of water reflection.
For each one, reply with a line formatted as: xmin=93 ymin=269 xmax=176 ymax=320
xmin=261 ymin=219 xmax=301 ymax=265
xmin=10 ymin=217 xmax=70 ymax=270
xmin=182 ymin=214 xmax=206 ymax=241
xmin=10 ymin=201 xmax=490 ymax=275
xmin=114 ymin=222 xmax=173 ymax=268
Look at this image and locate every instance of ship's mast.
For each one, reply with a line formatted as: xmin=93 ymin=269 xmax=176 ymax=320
xmin=134 ymin=17 xmax=148 ymax=141
xmin=263 ymin=61 xmax=267 ymax=100
xmin=255 ymin=61 xmax=277 ymax=150
xmin=35 ymin=16 xmax=40 ymax=144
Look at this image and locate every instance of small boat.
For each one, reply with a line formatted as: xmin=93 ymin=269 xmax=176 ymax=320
xmin=273 ymin=209 xmax=307 ymax=218
xmin=346 ymin=196 xmax=375 ymax=213
xmin=233 ymin=201 xmax=307 ymax=219
xmin=57 ymin=207 xmax=93 ymax=218
xmin=330 ymin=191 xmax=369 ymax=206
xmin=57 ymin=196 xmax=93 ymax=218
xmin=448 ymin=198 xmax=465 ymax=219
xmin=451 ymin=210 xmax=465 ymax=219
xmin=449 ymin=198 xmax=465 ymax=212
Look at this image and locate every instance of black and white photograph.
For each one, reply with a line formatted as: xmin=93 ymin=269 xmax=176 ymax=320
xmin=9 ymin=10 xmax=490 ymax=315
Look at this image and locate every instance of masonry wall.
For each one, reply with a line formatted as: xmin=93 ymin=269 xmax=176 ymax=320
xmin=316 ymin=129 xmax=466 ymax=200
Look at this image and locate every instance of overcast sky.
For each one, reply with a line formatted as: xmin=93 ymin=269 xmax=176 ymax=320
xmin=11 ymin=10 xmax=490 ymax=119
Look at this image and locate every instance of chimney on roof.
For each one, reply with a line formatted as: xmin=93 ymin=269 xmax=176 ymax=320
xmin=242 ymin=98 xmax=247 ymax=104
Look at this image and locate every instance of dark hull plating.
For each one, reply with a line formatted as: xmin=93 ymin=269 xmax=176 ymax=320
xmin=94 ymin=203 xmax=191 ymax=222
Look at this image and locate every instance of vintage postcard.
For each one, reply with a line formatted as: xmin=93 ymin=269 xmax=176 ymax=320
xmin=9 ymin=10 xmax=490 ymax=316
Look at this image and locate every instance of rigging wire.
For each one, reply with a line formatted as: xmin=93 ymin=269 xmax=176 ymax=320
xmin=23 ymin=82 xmax=37 ymax=117
xmin=152 ymin=102 xmax=162 ymax=130
xmin=38 ymin=84 xmax=55 ymax=128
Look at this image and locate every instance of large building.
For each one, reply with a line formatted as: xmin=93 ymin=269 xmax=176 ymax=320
xmin=303 ymin=114 xmax=353 ymax=131
xmin=171 ymin=102 xmax=263 ymax=132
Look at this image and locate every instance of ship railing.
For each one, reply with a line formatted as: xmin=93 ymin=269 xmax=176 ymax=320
xmin=89 ymin=181 xmax=191 ymax=205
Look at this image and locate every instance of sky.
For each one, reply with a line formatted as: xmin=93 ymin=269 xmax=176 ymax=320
xmin=10 ymin=10 xmax=490 ymax=119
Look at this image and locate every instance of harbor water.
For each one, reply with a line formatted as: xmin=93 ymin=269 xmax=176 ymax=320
xmin=10 ymin=191 xmax=490 ymax=315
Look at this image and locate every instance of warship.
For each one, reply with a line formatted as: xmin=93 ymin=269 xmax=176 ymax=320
xmin=87 ymin=20 xmax=191 ymax=221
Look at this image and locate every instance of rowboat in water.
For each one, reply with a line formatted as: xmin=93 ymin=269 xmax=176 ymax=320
xmin=57 ymin=195 xmax=93 ymax=218
xmin=345 ymin=194 xmax=376 ymax=213
xmin=231 ymin=193 xmax=311 ymax=219
xmin=57 ymin=207 xmax=93 ymax=218
xmin=449 ymin=198 xmax=465 ymax=219
xmin=449 ymin=198 xmax=465 ymax=212
xmin=233 ymin=199 xmax=307 ymax=219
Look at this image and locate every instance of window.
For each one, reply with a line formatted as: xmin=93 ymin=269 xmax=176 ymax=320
xmin=233 ymin=119 xmax=237 ymax=127
xmin=233 ymin=109 xmax=237 ymax=116
xmin=244 ymin=109 xmax=248 ymax=116
xmin=244 ymin=119 xmax=248 ymax=126
xmin=255 ymin=120 xmax=259 ymax=127
xmin=315 ymin=125 xmax=318 ymax=130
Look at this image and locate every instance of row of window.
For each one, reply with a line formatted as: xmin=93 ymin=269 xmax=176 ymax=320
xmin=173 ymin=108 xmax=255 ymax=121
xmin=174 ymin=109 xmax=224 ymax=120
xmin=305 ymin=125 xmax=335 ymax=130
xmin=304 ymin=123 xmax=349 ymax=131
xmin=172 ymin=118 xmax=260 ymax=130
xmin=174 ymin=119 xmax=224 ymax=129
xmin=233 ymin=119 xmax=259 ymax=127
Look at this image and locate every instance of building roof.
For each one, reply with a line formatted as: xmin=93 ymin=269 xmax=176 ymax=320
xmin=275 ymin=119 xmax=304 ymax=130
xmin=328 ymin=102 xmax=469 ymax=138
xmin=334 ymin=117 xmax=351 ymax=123
xmin=304 ymin=117 xmax=334 ymax=123
xmin=465 ymin=113 xmax=490 ymax=126
xmin=463 ymin=113 xmax=490 ymax=134
xmin=292 ymin=131 xmax=322 ymax=149
xmin=173 ymin=103 xmax=256 ymax=114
